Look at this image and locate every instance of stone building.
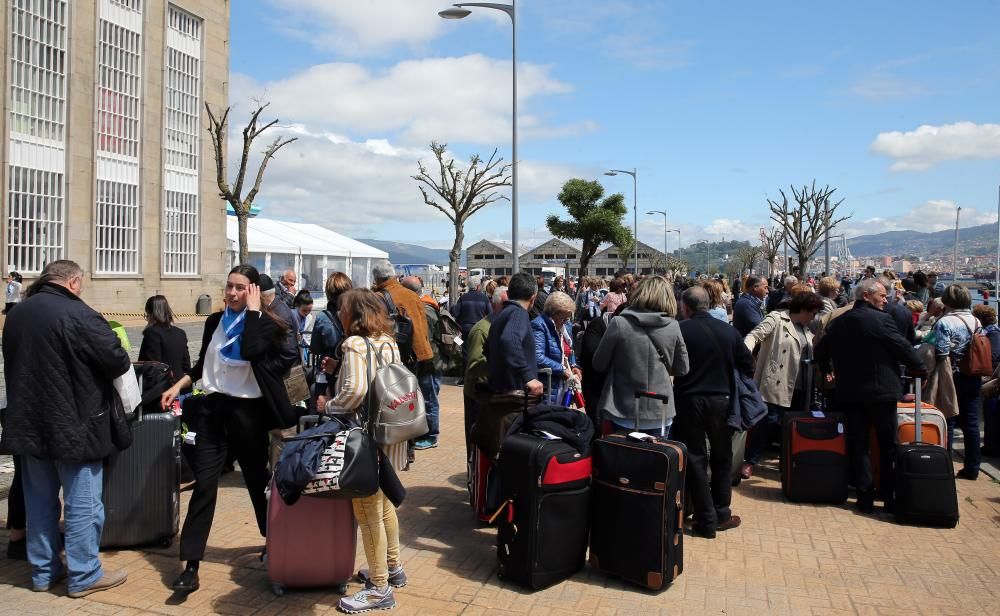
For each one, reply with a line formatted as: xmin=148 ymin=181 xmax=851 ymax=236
xmin=1 ymin=0 xmax=229 ymax=314
xmin=466 ymin=237 xmax=665 ymax=279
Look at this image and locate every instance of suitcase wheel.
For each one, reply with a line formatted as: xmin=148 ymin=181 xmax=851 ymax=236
xmin=271 ymin=584 xmax=285 ymax=597
xmin=336 ymin=583 xmax=349 ymax=595
xmin=158 ymin=537 xmax=173 ymax=549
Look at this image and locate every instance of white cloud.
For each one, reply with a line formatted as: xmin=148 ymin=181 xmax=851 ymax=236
xmin=870 ymin=122 xmax=1000 ymax=171
xmin=231 ymin=125 xmax=591 ymax=237
xmin=230 ymin=55 xmax=589 ymax=146
xmin=265 ymin=0 xmax=451 ymax=56
xmin=845 ymin=200 xmax=996 ymax=236
xmin=602 ymin=34 xmax=694 ymax=71
xmin=849 ymin=74 xmax=926 ymax=102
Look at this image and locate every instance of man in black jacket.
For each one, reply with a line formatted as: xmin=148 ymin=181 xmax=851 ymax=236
xmin=674 ymin=286 xmax=754 ymax=538
xmin=732 ymin=275 xmax=768 ymax=337
xmin=0 ymin=260 xmax=131 ymax=597
xmin=877 ymin=275 xmax=916 ymax=344
xmin=815 ymin=278 xmax=926 ymax=514
xmin=450 ymin=277 xmax=491 ymax=368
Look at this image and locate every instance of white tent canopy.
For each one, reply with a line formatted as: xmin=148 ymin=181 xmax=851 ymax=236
xmin=226 ymin=217 xmax=388 ymax=299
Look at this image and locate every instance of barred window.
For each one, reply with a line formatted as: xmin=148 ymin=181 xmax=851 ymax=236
xmin=162 ymin=5 xmax=202 ymax=275
xmin=95 ymin=179 xmax=139 ymax=274
xmin=6 ymin=166 xmax=64 ymax=274
xmin=96 ymin=19 xmax=142 ymax=158
xmin=8 ymin=0 xmax=68 ymax=141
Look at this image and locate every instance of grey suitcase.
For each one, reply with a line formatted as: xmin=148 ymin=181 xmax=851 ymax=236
xmin=101 ymin=412 xmax=181 ymax=548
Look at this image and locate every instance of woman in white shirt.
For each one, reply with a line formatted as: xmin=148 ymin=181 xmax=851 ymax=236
xmin=161 ymin=265 xmax=297 ymax=594
xmin=4 ymin=271 xmax=22 ymax=314
xmin=326 ymin=288 xmax=408 ymax=614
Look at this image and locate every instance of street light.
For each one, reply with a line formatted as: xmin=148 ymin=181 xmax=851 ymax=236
xmin=439 ymin=1 xmax=519 ymax=273
xmin=697 ymin=239 xmax=711 ymax=276
xmin=647 ymin=210 xmax=667 ymax=273
xmin=606 ymin=168 xmax=637 ymax=273
xmin=954 ymin=205 xmax=962 ymax=281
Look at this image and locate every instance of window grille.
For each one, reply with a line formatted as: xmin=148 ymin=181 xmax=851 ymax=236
xmin=94 ymin=0 xmax=143 ymax=274
xmin=162 ymin=5 xmax=202 ymax=275
xmin=6 ymin=166 xmax=64 ymax=273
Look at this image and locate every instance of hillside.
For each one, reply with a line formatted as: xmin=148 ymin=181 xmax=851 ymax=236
xmin=356 ymin=239 xmax=459 ymax=266
xmin=846 ymin=223 xmax=998 ymax=257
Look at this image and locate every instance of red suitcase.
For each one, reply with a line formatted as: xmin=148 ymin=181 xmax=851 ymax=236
xmin=469 ymin=446 xmax=495 ymax=523
xmin=265 ymin=479 xmax=357 ymax=596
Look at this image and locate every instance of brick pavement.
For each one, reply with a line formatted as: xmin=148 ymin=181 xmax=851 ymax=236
xmin=3 ymin=385 xmax=1000 ymax=615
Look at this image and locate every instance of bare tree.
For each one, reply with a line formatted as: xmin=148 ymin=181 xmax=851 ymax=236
xmin=206 ymin=102 xmax=297 ymax=264
xmin=413 ymin=142 xmax=511 ymax=302
xmin=759 ymin=226 xmax=784 ymax=277
xmin=664 ymin=255 xmax=688 ymax=278
xmin=767 ymin=181 xmax=851 ymax=275
xmin=733 ymin=244 xmax=762 ymax=276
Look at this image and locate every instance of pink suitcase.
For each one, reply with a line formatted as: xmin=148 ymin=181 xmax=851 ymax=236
xmin=266 ymin=479 xmax=357 ymax=596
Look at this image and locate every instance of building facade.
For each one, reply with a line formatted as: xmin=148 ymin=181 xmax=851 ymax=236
xmin=466 ymin=238 xmax=666 ymax=278
xmin=1 ymin=0 xmax=229 ymax=314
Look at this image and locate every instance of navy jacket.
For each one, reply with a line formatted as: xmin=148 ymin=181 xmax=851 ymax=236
xmin=452 ymin=290 xmax=491 ymax=337
xmin=732 ymin=293 xmax=765 ymax=337
xmin=675 ymin=312 xmax=754 ymax=398
xmin=885 ymin=301 xmax=916 ymax=345
xmin=486 ymin=301 xmax=537 ymax=392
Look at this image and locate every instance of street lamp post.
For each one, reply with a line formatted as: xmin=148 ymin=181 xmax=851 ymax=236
xmin=440 ymin=1 xmax=519 ymax=272
xmin=954 ymin=205 xmax=962 ymax=281
xmin=698 ymin=239 xmax=711 ymax=276
xmin=647 ymin=209 xmax=667 ymax=273
xmin=605 ymin=168 xmax=637 ymax=273
xmin=668 ymin=229 xmax=681 ymax=264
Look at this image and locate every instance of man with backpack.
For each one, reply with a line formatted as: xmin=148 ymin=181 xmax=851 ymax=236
xmin=372 ymin=261 xmax=432 ymax=370
xmin=402 ymin=276 xmax=447 ymax=450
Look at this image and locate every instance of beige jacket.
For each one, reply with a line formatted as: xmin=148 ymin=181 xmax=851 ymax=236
xmin=745 ymin=310 xmax=814 ymax=408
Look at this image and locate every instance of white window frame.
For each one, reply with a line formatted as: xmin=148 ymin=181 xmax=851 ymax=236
xmin=5 ymin=0 xmax=70 ymax=274
xmin=161 ymin=4 xmax=202 ymax=276
xmin=93 ymin=0 xmax=143 ymax=275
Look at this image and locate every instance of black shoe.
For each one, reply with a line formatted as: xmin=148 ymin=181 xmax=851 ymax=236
xmin=956 ymin=468 xmax=979 ymax=481
xmin=170 ymin=568 xmax=200 ymax=593
xmin=6 ymin=538 xmax=26 ymax=561
xmin=717 ymin=515 xmax=742 ymax=532
xmin=691 ymin=525 xmax=716 ymax=539
xmin=856 ymin=496 xmax=875 ymax=514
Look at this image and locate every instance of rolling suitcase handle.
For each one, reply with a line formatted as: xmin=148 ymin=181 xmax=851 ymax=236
xmin=633 ymin=390 xmax=670 ymax=438
xmin=913 ymin=375 xmax=923 ymax=443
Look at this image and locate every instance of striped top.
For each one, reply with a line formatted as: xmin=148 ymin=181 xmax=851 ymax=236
xmin=326 ymin=333 xmax=408 ymax=472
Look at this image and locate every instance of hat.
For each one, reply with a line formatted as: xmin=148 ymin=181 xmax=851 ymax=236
xmin=258 ymin=274 xmax=275 ymax=293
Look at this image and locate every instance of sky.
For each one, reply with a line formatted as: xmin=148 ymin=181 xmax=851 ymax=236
xmin=229 ymin=0 xmax=1000 ymax=252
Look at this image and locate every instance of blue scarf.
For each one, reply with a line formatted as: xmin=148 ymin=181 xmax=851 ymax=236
xmin=218 ymin=307 xmax=248 ymax=364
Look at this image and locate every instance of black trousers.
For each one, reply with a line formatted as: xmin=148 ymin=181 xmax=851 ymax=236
xmin=674 ymin=394 xmax=733 ymax=531
xmin=5 ymin=455 xmax=25 ymax=530
xmin=843 ymin=400 xmax=897 ymax=502
xmin=463 ymin=395 xmax=478 ymax=465
xmin=179 ymin=393 xmax=271 ymax=561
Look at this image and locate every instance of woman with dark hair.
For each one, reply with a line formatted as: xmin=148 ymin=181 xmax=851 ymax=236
xmin=312 ymin=272 xmax=353 ymax=409
xmin=291 ymin=289 xmax=315 ymax=366
xmin=4 ymin=271 xmax=22 ymax=314
xmin=160 ymin=264 xmax=297 ymax=593
xmin=599 ymin=278 xmax=628 ymax=315
xmin=138 ymin=295 xmax=191 ymax=391
xmin=740 ymin=287 xmax=824 ymax=478
xmin=325 ymin=288 xmax=408 ymax=613
xmin=934 ymin=283 xmax=982 ymax=480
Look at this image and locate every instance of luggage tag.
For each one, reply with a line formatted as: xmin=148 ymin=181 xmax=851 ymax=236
xmin=183 ymin=431 xmax=197 ymax=446
xmin=628 ymin=431 xmax=656 ymax=442
xmin=454 ymin=334 xmax=464 ymax=347
xmin=811 ymin=410 xmax=825 ymax=418
xmin=534 ymin=430 xmax=562 ymax=441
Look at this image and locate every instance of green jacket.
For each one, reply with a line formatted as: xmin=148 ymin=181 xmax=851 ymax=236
xmin=418 ymin=301 xmax=445 ymax=377
xmin=463 ymin=315 xmax=492 ymax=398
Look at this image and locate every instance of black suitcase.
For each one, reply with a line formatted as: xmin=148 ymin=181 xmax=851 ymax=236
xmin=589 ymin=392 xmax=687 ymax=591
xmin=894 ymin=378 xmax=959 ymax=528
xmin=494 ymin=431 xmax=592 ymax=590
xmin=780 ymin=412 xmax=848 ymax=503
xmin=101 ymin=411 xmax=181 ymax=548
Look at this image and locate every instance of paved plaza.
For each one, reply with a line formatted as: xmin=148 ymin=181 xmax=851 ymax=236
xmin=3 ymin=382 xmax=1000 ymax=614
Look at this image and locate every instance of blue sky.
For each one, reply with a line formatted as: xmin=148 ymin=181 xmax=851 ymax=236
xmin=229 ymin=0 xmax=1000 ymax=251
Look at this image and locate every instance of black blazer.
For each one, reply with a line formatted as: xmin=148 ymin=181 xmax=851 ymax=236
xmin=138 ymin=324 xmax=191 ymax=387
xmin=815 ymin=301 xmax=925 ymax=404
xmin=190 ymin=310 xmax=298 ymax=430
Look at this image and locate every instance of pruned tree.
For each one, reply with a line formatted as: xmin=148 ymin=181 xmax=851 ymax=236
xmin=733 ymin=244 xmax=762 ymax=276
xmin=767 ymin=181 xmax=851 ymax=275
xmin=206 ymin=101 xmax=297 ymax=264
xmin=615 ymin=234 xmax=636 ymax=272
xmin=413 ymin=142 xmax=511 ymax=301
xmin=759 ymin=226 xmax=784 ymax=277
xmin=546 ymin=179 xmax=630 ymax=277
xmin=664 ymin=255 xmax=688 ymax=278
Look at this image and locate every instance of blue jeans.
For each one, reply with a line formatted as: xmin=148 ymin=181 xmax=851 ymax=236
xmin=949 ymin=372 xmax=982 ymax=473
xmin=418 ymin=372 xmax=441 ymax=441
xmin=21 ymin=456 xmax=105 ymax=593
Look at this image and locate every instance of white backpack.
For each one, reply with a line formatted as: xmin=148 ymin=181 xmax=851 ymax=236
xmin=363 ymin=339 xmax=427 ymax=446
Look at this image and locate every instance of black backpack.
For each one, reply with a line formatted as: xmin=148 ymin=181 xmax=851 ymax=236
xmin=380 ymin=291 xmax=416 ymax=365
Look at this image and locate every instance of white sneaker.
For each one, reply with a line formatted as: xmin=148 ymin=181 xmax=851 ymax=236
xmin=337 ymin=585 xmax=396 ymax=613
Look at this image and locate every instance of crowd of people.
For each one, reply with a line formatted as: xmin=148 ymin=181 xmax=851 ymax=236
xmin=0 ymin=258 xmax=995 ymax=611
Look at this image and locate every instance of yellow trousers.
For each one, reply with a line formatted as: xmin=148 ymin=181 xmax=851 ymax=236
xmin=351 ymin=490 xmax=399 ymax=587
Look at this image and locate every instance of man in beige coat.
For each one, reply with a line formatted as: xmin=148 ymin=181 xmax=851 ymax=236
xmin=739 ymin=289 xmax=824 ymax=478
